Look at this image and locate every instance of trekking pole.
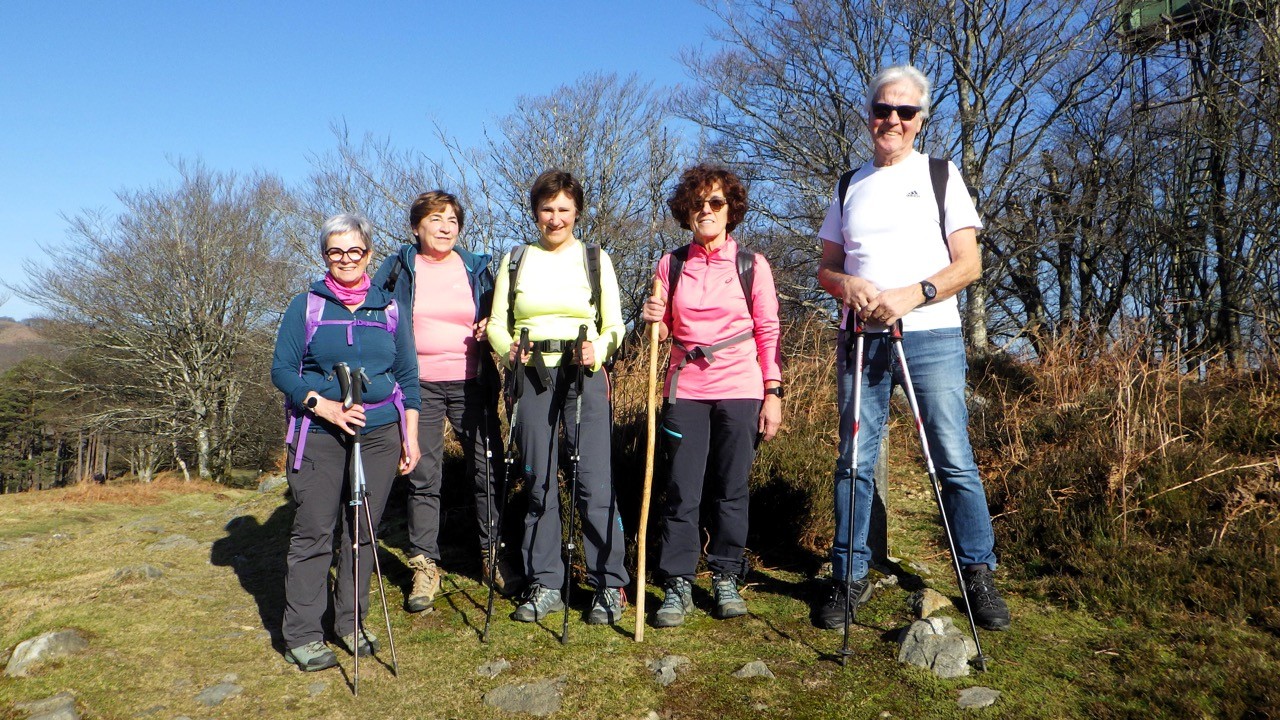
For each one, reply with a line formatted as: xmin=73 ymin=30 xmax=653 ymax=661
xmin=334 ymin=363 xmax=363 ymax=695
xmin=351 ymin=366 xmax=399 ymax=680
xmin=484 ymin=327 xmax=529 ymax=644
xmin=889 ymin=321 xmax=988 ymax=672
xmin=562 ymin=324 xmax=589 ymax=645
xmin=839 ymin=315 xmax=866 ymax=668
xmin=635 ymin=275 xmax=662 ymax=642
xmin=336 ymin=365 xmax=400 ymax=695
xmin=480 ymin=382 xmax=498 ymax=641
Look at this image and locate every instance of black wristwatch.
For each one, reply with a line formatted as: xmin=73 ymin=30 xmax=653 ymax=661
xmin=305 ymin=394 xmax=320 ymax=411
xmin=764 ymin=386 xmax=785 ymax=399
xmin=919 ymin=280 xmax=938 ymax=303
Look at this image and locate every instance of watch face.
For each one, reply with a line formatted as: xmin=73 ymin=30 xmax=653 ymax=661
xmin=922 ymin=281 xmax=937 ymax=300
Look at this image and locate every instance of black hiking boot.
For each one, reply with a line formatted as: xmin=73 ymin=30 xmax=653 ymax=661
xmin=962 ymin=564 xmax=1011 ymax=631
xmin=812 ymin=578 xmax=874 ymax=630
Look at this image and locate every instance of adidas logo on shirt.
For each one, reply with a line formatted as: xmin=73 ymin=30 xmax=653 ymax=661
xmin=906 ymin=190 xmax=921 ymax=198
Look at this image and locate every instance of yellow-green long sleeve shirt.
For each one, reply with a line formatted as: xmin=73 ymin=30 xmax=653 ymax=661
xmin=487 ymin=239 xmax=624 ymax=372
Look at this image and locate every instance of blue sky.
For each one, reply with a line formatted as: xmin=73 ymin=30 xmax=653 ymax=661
xmin=0 ymin=1 xmax=722 ymax=320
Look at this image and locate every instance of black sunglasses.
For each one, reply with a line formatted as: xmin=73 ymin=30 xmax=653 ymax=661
xmin=699 ymin=197 xmax=728 ymax=212
xmin=871 ymin=103 xmax=923 ymax=121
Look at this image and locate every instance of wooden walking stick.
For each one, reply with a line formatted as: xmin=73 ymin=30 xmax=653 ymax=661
xmin=634 ymin=275 xmax=663 ymax=642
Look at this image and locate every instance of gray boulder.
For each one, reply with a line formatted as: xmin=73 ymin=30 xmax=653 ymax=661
xmin=14 ymin=691 xmax=79 ymax=720
xmin=732 ymin=660 xmax=775 ymax=680
xmin=647 ymin=655 xmax=690 ymax=687
xmin=897 ymin=617 xmax=977 ymax=678
xmin=958 ymin=686 xmax=1001 ymax=709
xmin=483 ymin=677 xmax=565 ymax=717
xmin=5 ymin=630 xmax=89 ymax=678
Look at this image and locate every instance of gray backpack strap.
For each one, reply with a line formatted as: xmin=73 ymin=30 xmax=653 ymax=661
xmin=506 ymin=244 xmax=528 ymax=336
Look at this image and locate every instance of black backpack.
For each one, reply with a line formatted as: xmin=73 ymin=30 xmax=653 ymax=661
xmin=506 ymin=241 xmax=603 ymax=335
xmin=666 ymin=243 xmax=757 ymax=316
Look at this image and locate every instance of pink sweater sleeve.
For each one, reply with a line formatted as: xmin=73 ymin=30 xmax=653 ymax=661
xmin=749 ymin=253 xmax=783 ymax=385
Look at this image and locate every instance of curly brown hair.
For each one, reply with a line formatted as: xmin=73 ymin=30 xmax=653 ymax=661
xmin=667 ymin=164 xmax=748 ymax=233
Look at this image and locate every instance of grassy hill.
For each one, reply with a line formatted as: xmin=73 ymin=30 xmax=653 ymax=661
xmin=0 ymin=469 xmax=1275 ymax=719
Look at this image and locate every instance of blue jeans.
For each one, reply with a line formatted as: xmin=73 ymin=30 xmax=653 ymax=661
xmin=831 ymin=327 xmax=997 ymax=583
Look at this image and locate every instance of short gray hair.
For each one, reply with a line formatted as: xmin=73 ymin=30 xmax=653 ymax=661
xmin=318 ymin=213 xmax=373 ymax=256
xmin=866 ymin=65 xmax=931 ymax=119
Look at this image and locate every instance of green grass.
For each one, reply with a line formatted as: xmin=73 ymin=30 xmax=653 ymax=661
xmin=1 ymin=477 xmax=1277 ymax=719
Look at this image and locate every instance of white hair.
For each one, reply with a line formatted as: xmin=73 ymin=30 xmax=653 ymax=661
xmin=318 ymin=213 xmax=373 ymax=256
xmin=866 ymin=65 xmax=932 ymax=119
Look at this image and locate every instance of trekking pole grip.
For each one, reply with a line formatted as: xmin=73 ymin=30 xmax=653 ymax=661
xmin=334 ymin=362 xmax=353 ymax=409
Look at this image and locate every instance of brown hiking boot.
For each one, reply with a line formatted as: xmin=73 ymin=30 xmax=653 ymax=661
xmin=481 ymin=548 xmax=506 ymax=594
xmin=405 ymin=554 xmax=441 ymax=613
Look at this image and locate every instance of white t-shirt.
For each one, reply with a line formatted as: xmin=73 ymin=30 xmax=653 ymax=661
xmin=817 ymin=150 xmax=982 ymax=331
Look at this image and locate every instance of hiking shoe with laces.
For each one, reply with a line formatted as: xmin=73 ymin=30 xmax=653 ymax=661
xmin=586 ymin=587 xmax=626 ymax=625
xmin=406 ymin=554 xmax=441 ymax=613
xmin=511 ymin=584 xmax=564 ymax=622
xmin=962 ymin=564 xmax=1011 ymax=631
xmin=812 ymin=578 xmax=874 ymax=630
xmin=283 ymin=641 xmax=338 ymax=672
xmin=712 ymin=573 xmax=748 ymax=619
xmin=337 ymin=629 xmax=379 ymax=657
xmin=653 ymin=577 xmax=694 ymax=628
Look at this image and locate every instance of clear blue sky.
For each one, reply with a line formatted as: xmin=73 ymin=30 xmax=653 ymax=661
xmin=0 ymin=1 xmax=722 ymax=320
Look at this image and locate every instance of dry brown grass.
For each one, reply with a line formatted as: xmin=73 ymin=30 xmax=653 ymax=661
xmin=3 ymin=474 xmax=227 ymax=507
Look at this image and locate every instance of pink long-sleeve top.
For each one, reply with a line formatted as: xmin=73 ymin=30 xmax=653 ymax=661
xmin=656 ymin=237 xmax=783 ymax=401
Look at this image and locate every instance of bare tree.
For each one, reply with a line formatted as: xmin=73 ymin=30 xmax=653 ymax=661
xmin=674 ymin=0 xmax=1114 ymax=350
xmin=475 ymin=72 xmax=689 ymax=325
xmin=17 ymin=162 xmax=299 ymax=481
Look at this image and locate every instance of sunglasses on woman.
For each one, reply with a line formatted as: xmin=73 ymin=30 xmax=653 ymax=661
xmin=871 ymin=103 xmax=922 ymax=121
xmin=324 ymin=246 xmax=369 ymax=262
xmin=699 ymin=197 xmax=728 ymax=212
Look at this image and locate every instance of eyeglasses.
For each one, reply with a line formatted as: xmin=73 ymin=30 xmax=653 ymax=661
xmin=699 ymin=197 xmax=728 ymax=212
xmin=871 ymin=103 xmax=923 ymax=121
xmin=324 ymin=246 xmax=369 ymax=263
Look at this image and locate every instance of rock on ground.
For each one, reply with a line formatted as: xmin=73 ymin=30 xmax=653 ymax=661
xmin=647 ymin=655 xmax=690 ymax=687
xmin=14 ymin=692 xmax=79 ymax=720
xmin=112 ymin=565 xmax=164 ymax=582
xmin=477 ymin=658 xmax=512 ymax=679
xmin=909 ymin=588 xmax=953 ymax=619
xmin=958 ymin=686 xmax=1001 ymax=709
xmin=483 ymin=677 xmax=565 ymax=717
xmin=5 ymin=630 xmax=89 ymax=678
xmin=897 ymin=617 xmax=977 ymax=678
xmin=732 ymin=660 xmax=775 ymax=680
xmin=146 ymin=534 xmax=199 ymax=552
xmin=194 ymin=681 xmax=243 ymax=707
xmin=257 ymin=474 xmax=288 ymax=493
xmin=306 ymin=681 xmax=327 ymax=697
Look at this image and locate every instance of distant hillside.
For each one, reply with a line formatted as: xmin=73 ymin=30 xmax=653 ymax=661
xmin=0 ymin=318 xmax=61 ymax=372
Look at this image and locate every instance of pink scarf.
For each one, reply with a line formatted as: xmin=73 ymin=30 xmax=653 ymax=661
xmin=324 ymin=272 xmax=371 ymax=307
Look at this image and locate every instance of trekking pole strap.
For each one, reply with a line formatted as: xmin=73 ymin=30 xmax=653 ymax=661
xmin=666 ymin=329 xmax=755 ymax=404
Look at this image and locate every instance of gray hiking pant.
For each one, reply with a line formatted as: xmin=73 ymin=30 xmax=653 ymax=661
xmin=407 ymin=377 xmax=505 ymax=560
xmin=282 ymin=422 xmax=399 ymax=649
xmin=514 ymin=363 xmax=629 ymax=590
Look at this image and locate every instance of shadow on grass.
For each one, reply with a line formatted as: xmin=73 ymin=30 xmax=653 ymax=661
xmin=209 ymin=501 xmax=294 ymax=650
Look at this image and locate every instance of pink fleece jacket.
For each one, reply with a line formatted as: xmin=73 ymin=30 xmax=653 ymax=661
xmin=656 ymin=237 xmax=783 ymax=400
